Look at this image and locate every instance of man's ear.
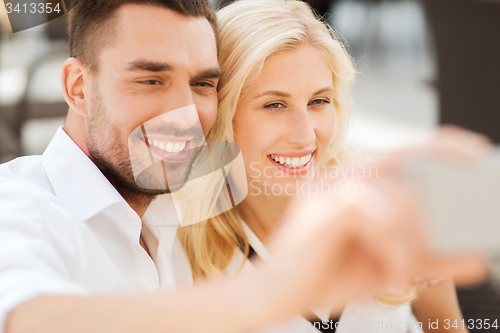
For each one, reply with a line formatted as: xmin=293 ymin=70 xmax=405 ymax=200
xmin=61 ymin=57 xmax=89 ymax=117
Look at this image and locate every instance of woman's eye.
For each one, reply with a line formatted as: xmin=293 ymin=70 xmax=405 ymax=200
xmin=309 ymin=99 xmax=330 ymax=105
xmin=264 ymin=102 xmax=284 ymax=109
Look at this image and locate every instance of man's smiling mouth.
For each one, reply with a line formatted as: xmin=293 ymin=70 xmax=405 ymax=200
xmin=147 ymin=138 xmax=190 ymax=153
xmin=141 ymin=136 xmax=196 ymax=163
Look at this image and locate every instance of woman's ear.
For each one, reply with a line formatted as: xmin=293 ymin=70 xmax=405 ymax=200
xmin=61 ymin=57 xmax=88 ymax=117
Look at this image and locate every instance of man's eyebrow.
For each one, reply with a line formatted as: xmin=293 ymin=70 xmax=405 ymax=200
xmin=192 ymin=67 xmax=224 ymax=80
xmin=125 ymin=60 xmax=173 ymax=72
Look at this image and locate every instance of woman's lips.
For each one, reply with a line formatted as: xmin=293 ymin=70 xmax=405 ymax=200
xmin=267 ymin=151 xmax=315 ymax=175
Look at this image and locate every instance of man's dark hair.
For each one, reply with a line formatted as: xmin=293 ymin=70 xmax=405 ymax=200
xmin=67 ymin=0 xmax=217 ymax=72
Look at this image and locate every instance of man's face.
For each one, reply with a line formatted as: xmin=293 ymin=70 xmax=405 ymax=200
xmin=85 ymin=4 xmax=221 ymax=199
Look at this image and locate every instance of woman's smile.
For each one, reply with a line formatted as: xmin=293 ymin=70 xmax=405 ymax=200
xmin=267 ymin=150 xmax=315 ymax=175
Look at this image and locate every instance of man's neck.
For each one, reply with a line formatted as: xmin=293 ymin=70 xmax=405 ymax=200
xmin=129 ymin=201 xmax=150 ymax=219
xmin=63 ymin=110 xmax=90 ymax=155
xmin=64 ymin=111 xmax=153 ymax=219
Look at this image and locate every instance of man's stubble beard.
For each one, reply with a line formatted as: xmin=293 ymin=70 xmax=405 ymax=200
xmin=85 ymin=87 xmax=196 ymax=208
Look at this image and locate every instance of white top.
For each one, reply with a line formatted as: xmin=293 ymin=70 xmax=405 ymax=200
xmin=0 ymin=127 xmax=192 ymax=332
xmin=226 ymin=221 xmax=424 ymax=333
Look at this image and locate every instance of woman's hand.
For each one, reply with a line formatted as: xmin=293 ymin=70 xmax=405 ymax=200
xmin=253 ymin=126 xmax=490 ymax=321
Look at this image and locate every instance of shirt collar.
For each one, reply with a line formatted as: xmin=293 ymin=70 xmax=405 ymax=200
xmin=142 ymin=194 xmax=180 ymax=258
xmin=41 ymin=127 xmax=132 ymax=221
xmin=240 ymin=219 xmax=272 ymax=262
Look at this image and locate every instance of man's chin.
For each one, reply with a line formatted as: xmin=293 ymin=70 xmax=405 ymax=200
xmin=133 ymin=164 xmax=191 ymax=193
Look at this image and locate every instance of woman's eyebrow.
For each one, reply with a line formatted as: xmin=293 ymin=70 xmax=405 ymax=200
xmin=312 ymin=87 xmax=334 ymax=95
xmin=254 ymin=87 xmax=334 ymax=99
xmin=254 ymin=90 xmax=291 ymax=98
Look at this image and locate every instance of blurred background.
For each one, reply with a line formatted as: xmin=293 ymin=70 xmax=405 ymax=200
xmin=1 ymin=0 xmax=499 ymax=323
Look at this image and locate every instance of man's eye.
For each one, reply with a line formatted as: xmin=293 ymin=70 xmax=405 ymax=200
xmin=192 ymin=82 xmax=215 ymax=87
xmin=264 ymin=102 xmax=284 ymax=109
xmin=309 ymin=99 xmax=330 ymax=105
xmin=141 ymin=80 xmax=161 ymax=85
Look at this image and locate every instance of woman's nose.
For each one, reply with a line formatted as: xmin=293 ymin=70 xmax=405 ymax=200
xmin=284 ymin=107 xmax=316 ymax=148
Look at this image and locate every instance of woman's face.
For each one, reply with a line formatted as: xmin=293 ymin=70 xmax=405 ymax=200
xmin=233 ymin=45 xmax=335 ymax=196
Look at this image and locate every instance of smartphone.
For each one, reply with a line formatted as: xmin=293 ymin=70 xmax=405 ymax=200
xmin=407 ymin=150 xmax=500 ymax=256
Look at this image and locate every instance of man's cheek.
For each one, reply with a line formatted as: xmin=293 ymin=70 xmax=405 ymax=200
xmin=199 ymin=106 xmax=218 ymax=135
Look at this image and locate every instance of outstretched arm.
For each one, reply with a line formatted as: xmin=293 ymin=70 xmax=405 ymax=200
xmin=413 ymin=279 xmax=468 ymax=333
xmin=6 ymin=273 xmax=271 ymax=333
xmin=5 ymin=127 xmax=490 ymax=333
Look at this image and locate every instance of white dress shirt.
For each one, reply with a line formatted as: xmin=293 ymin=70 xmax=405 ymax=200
xmin=0 ymin=127 xmax=192 ymax=332
xmin=226 ymin=220 xmax=424 ymax=333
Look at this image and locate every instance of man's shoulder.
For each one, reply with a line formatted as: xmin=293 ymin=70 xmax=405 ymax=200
xmin=0 ymin=155 xmax=55 ymax=196
xmin=0 ymin=171 xmax=80 ymax=237
xmin=0 ymin=155 xmax=64 ymax=220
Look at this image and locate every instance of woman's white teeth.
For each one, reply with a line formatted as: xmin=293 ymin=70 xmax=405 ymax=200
xmin=148 ymin=139 xmax=187 ymax=153
xmin=270 ymin=153 xmax=312 ymax=168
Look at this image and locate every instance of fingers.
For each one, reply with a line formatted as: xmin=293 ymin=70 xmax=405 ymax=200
xmin=265 ymin=182 xmax=410 ymax=311
xmin=375 ymin=125 xmax=493 ymax=176
xmin=437 ymin=124 xmax=492 ymax=158
xmin=417 ymin=254 xmax=490 ymax=288
xmin=411 ymin=274 xmax=451 ymax=287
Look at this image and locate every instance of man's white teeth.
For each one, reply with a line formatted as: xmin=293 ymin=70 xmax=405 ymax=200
xmin=148 ymin=139 xmax=187 ymax=153
xmin=270 ymin=153 xmax=312 ymax=168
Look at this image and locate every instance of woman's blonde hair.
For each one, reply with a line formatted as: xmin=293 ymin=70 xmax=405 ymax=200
xmin=178 ymin=0 xmax=416 ymax=307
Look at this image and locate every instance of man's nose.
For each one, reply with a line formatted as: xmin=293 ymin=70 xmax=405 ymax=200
xmin=284 ymin=106 xmax=316 ymax=147
xmin=159 ymin=86 xmax=199 ymax=130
